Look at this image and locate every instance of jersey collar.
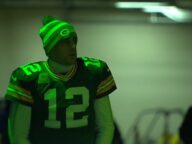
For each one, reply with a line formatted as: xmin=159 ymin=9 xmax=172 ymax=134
xmin=43 ymin=60 xmax=78 ymax=81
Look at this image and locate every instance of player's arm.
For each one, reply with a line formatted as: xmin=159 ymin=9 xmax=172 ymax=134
xmin=4 ymin=67 xmax=34 ymax=144
xmin=94 ymin=60 xmax=117 ymax=144
xmin=94 ymin=95 xmax=115 ymax=144
xmin=9 ymin=102 xmax=31 ymax=144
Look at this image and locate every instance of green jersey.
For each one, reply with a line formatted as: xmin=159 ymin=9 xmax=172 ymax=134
xmin=5 ymin=57 xmax=117 ymax=144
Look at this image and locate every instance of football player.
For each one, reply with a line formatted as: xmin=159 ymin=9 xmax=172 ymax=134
xmin=4 ymin=16 xmax=117 ymax=144
xmin=179 ymin=106 xmax=192 ymax=144
xmin=0 ymin=99 xmax=9 ymax=144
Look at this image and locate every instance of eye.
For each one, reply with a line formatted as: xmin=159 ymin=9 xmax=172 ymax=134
xmin=65 ymin=36 xmax=77 ymax=44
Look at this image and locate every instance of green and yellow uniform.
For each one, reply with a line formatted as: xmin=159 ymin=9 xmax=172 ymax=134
xmin=5 ymin=57 xmax=117 ymax=144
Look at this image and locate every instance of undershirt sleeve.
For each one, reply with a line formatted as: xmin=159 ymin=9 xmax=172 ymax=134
xmin=8 ymin=102 xmax=32 ymax=144
xmin=94 ymin=95 xmax=115 ymax=144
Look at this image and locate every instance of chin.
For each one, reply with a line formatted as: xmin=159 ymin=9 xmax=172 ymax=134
xmin=67 ymin=58 xmax=77 ymax=65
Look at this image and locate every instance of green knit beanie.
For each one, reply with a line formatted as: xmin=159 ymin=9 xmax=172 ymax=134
xmin=39 ymin=16 xmax=77 ymax=56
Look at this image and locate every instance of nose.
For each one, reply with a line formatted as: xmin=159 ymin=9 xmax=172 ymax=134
xmin=67 ymin=38 xmax=76 ymax=49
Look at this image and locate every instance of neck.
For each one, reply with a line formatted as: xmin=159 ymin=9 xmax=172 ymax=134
xmin=47 ymin=58 xmax=74 ymax=73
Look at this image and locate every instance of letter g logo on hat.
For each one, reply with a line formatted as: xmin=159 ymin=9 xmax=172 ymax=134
xmin=60 ymin=29 xmax=70 ymax=37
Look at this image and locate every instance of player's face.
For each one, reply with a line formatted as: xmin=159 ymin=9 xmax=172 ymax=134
xmin=49 ymin=36 xmax=77 ymax=65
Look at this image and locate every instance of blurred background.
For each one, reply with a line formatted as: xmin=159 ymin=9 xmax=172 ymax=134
xmin=0 ymin=0 xmax=192 ymax=144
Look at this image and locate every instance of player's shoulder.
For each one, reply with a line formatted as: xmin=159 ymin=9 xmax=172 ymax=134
xmin=79 ymin=56 xmax=107 ymax=72
xmin=11 ymin=61 xmax=44 ymax=81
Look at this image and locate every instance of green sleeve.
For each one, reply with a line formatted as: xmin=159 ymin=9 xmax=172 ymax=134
xmin=4 ymin=68 xmax=34 ymax=107
xmin=96 ymin=61 xmax=117 ymax=99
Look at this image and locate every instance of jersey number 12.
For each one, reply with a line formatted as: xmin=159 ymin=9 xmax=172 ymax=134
xmin=44 ymin=87 xmax=89 ymax=129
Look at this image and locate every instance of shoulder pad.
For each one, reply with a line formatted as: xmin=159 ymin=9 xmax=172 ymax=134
xmin=81 ymin=57 xmax=105 ymax=73
xmin=16 ymin=62 xmax=42 ymax=81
